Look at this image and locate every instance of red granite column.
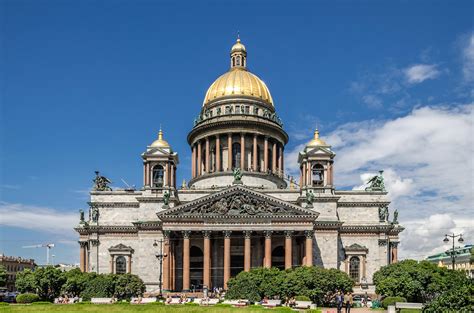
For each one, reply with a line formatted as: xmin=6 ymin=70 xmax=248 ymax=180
xmin=162 ymin=231 xmax=170 ymax=290
xmin=197 ymin=141 xmax=202 ymax=176
xmin=227 ymin=134 xmax=232 ymax=171
xmin=284 ymin=231 xmax=293 ymax=270
xmin=240 ymin=133 xmax=245 ymax=169
xmin=203 ymin=231 xmax=211 ymax=288
xmin=244 ymin=231 xmax=252 ymax=272
xmin=182 ymin=231 xmax=191 ymax=290
xmin=264 ymin=231 xmax=272 ymax=268
xmin=191 ymin=145 xmax=196 ymax=178
xmin=305 ymin=231 xmax=314 ymax=266
xmin=216 ymin=135 xmax=221 ymax=172
xmin=264 ymin=137 xmax=269 ymax=172
xmin=205 ymin=137 xmax=210 ymax=173
xmin=252 ymin=135 xmax=258 ymax=171
xmin=223 ymin=231 xmax=232 ymax=289
xmin=272 ymin=142 xmax=277 ymax=173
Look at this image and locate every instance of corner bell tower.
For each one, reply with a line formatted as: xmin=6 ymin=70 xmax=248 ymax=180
xmin=298 ymin=129 xmax=335 ymax=191
xmin=142 ymin=129 xmax=179 ymax=190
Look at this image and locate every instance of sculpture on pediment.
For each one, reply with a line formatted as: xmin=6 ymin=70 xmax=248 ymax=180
xmin=393 ymin=209 xmax=399 ymax=224
xmin=305 ymin=190 xmax=315 ymax=206
xmin=163 ymin=191 xmax=170 ymax=206
xmin=233 ymin=168 xmax=243 ymax=184
xmin=379 ymin=205 xmax=388 ymax=222
xmin=91 ymin=205 xmax=99 ymax=223
xmin=365 ymin=170 xmax=386 ymax=192
xmin=93 ymin=171 xmax=112 ymax=191
xmin=179 ymin=193 xmax=302 ymax=216
xmin=79 ymin=209 xmax=85 ymax=224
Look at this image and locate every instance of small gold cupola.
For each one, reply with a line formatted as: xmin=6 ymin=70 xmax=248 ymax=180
xmin=230 ymin=36 xmax=247 ymax=69
xmin=307 ymin=129 xmax=328 ymax=147
xmin=150 ymin=128 xmax=171 ymax=149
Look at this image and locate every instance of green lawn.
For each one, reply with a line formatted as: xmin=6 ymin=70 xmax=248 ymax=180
xmin=0 ymin=304 xmax=322 ymax=313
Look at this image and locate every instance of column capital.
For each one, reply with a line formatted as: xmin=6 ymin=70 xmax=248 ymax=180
xmin=78 ymin=241 xmax=88 ymax=248
xmin=304 ymin=230 xmax=314 ymax=239
xmin=163 ymin=230 xmax=171 ymax=239
xmin=263 ymin=230 xmax=273 ymax=238
xmin=284 ymin=230 xmax=294 ymax=238
xmin=182 ymin=230 xmax=192 ymax=239
xmin=202 ymin=230 xmax=212 ymax=238
xmin=223 ymin=230 xmax=232 ymax=238
xmin=244 ymin=230 xmax=253 ymax=239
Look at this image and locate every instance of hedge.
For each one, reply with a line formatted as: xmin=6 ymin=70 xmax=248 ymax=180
xmin=295 ymin=295 xmax=311 ymax=301
xmin=16 ymin=293 xmax=40 ymax=304
xmin=381 ymin=296 xmax=407 ymax=309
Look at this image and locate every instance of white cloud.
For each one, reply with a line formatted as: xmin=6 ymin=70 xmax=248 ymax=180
xmin=0 ymin=202 xmax=78 ymax=236
xmin=404 ymin=64 xmax=440 ymax=83
xmin=462 ymin=33 xmax=474 ymax=82
xmin=285 ymin=104 xmax=474 ymax=259
xmin=362 ymin=95 xmax=383 ymax=109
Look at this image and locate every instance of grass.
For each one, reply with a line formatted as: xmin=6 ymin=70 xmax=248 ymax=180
xmin=0 ymin=303 xmax=322 ymax=313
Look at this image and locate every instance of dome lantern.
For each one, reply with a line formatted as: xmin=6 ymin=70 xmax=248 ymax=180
xmin=230 ymin=36 xmax=247 ymax=69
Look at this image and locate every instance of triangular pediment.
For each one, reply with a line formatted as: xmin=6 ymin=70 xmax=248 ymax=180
xmin=345 ymin=243 xmax=368 ymax=251
xmin=158 ymin=185 xmax=318 ymax=220
xmin=109 ymin=243 xmax=134 ymax=252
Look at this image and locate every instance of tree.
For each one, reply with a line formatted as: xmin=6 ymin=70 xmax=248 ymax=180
xmin=113 ymin=274 xmax=146 ymax=300
xmin=15 ymin=269 xmax=36 ymax=293
xmin=33 ymin=266 xmax=66 ymax=301
xmin=284 ymin=266 xmax=353 ymax=305
xmin=61 ymin=268 xmax=90 ymax=296
xmin=226 ymin=266 xmax=353 ymax=306
xmin=80 ymin=274 xmax=116 ymax=301
xmin=423 ymin=284 xmax=474 ymax=313
xmin=373 ymin=260 xmax=472 ymax=304
xmin=0 ymin=265 xmax=6 ymax=288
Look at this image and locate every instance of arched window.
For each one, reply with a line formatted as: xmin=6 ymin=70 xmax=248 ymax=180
xmin=232 ymin=142 xmax=241 ymax=169
xmin=236 ymin=56 xmax=241 ymax=66
xmin=116 ymin=256 xmax=127 ymax=274
xmin=312 ymin=164 xmax=324 ymax=186
xmin=152 ymin=165 xmax=164 ymax=187
xmin=349 ymin=256 xmax=360 ymax=282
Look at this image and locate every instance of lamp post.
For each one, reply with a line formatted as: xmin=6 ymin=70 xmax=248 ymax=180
xmin=443 ymin=233 xmax=464 ymax=270
xmin=153 ymin=240 xmax=167 ymax=297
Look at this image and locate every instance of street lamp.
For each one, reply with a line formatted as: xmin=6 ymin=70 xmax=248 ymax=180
xmin=443 ymin=233 xmax=464 ymax=270
xmin=153 ymin=240 xmax=167 ymax=297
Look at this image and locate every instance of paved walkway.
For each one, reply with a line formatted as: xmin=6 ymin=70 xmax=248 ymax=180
xmin=320 ymin=308 xmax=385 ymax=313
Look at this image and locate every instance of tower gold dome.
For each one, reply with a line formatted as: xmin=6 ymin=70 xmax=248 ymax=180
xmin=202 ymin=38 xmax=274 ymax=107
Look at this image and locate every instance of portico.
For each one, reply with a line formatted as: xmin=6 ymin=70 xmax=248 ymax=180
xmin=157 ymin=185 xmax=318 ymax=291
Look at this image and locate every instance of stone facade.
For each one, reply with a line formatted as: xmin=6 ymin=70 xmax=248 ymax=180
xmin=75 ymin=38 xmax=403 ymax=295
xmin=0 ymin=255 xmax=36 ymax=292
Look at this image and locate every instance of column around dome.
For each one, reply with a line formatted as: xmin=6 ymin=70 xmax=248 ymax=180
xmin=227 ymin=134 xmax=232 ymax=171
xmin=240 ymin=133 xmax=245 ymax=170
xmin=216 ymin=135 xmax=221 ymax=172
xmin=263 ymin=137 xmax=269 ymax=173
xmin=197 ymin=141 xmax=202 ymax=176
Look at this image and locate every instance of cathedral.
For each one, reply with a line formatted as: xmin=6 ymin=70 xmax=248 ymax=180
xmin=75 ymin=38 xmax=403 ymax=295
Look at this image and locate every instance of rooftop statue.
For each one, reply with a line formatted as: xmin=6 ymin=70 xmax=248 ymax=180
xmin=393 ymin=209 xmax=399 ymax=224
xmin=93 ymin=171 xmax=112 ymax=191
xmin=79 ymin=209 xmax=85 ymax=224
xmin=305 ymin=190 xmax=314 ymax=207
xmin=379 ymin=205 xmax=389 ymax=222
xmin=163 ymin=191 xmax=170 ymax=206
xmin=233 ymin=168 xmax=243 ymax=184
xmin=365 ymin=170 xmax=386 ymax=192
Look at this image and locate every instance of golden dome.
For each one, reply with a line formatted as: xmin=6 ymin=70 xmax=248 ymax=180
xmin=307 ymin=129 xmax=328 ymax=147
xmin=202 ymin=38 xmax=273 ymax=107
xmin=203 ymin=68 xmax=273 ymax=106
xmin=150 ymin=129 xmax=171 ymax=148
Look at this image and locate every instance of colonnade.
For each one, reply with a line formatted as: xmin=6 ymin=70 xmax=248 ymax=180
xmin=191 ymin=133 xmax=284 ymax=178
xmin=162 ymin=230 xmax=314 ymax=291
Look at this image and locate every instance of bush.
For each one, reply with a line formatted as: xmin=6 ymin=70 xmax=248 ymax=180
xmin=381 ymin=296 xmax=407 ymax=309
xmin=423 ymin=285 xmax=474 ymax=313
xmin=16 ymin=293 xmax=40 ymax=304
xmin=295 ymin=295 xmax=311 ymax=301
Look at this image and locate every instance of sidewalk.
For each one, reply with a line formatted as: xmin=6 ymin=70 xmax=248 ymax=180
xmin=320 ymin=308 xmax=386 ymax=313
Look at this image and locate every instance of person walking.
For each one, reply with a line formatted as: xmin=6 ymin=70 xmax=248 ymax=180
xmin=344 ymin=292 xmax=353 ymax=313
xmin=336 ymin=291 xmax=343 ymax=313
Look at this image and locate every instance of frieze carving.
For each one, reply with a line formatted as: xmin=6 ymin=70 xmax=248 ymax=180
xmin=175 ymin=193 xmax=304 ymax=216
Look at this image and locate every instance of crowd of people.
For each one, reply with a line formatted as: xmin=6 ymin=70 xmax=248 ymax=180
xmin=335 ymin=291 xmax=353 ymax=313
xmin=54 ymin=295 xmax=80 ymax=304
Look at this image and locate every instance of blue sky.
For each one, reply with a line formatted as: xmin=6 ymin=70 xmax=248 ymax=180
xmin=1 ymin=0 xmax=473 ymax=265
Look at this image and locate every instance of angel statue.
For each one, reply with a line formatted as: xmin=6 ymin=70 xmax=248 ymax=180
xmin=163 ymin=191 xmax=170 ymax=206
xmin=365 ymin=170 xmax=386 ymax=192
xmin=79 ymin=209 xmax=85 ymax=224
xmin=393 ymin=209 xmax=399 ymax=224
xmin=305 ymin=190 xmax=315 ymax=207
xmin=233 ymin=168 xmax=243 ymax=184
xmin=93 ymin=171 xmax=112 ymax=191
